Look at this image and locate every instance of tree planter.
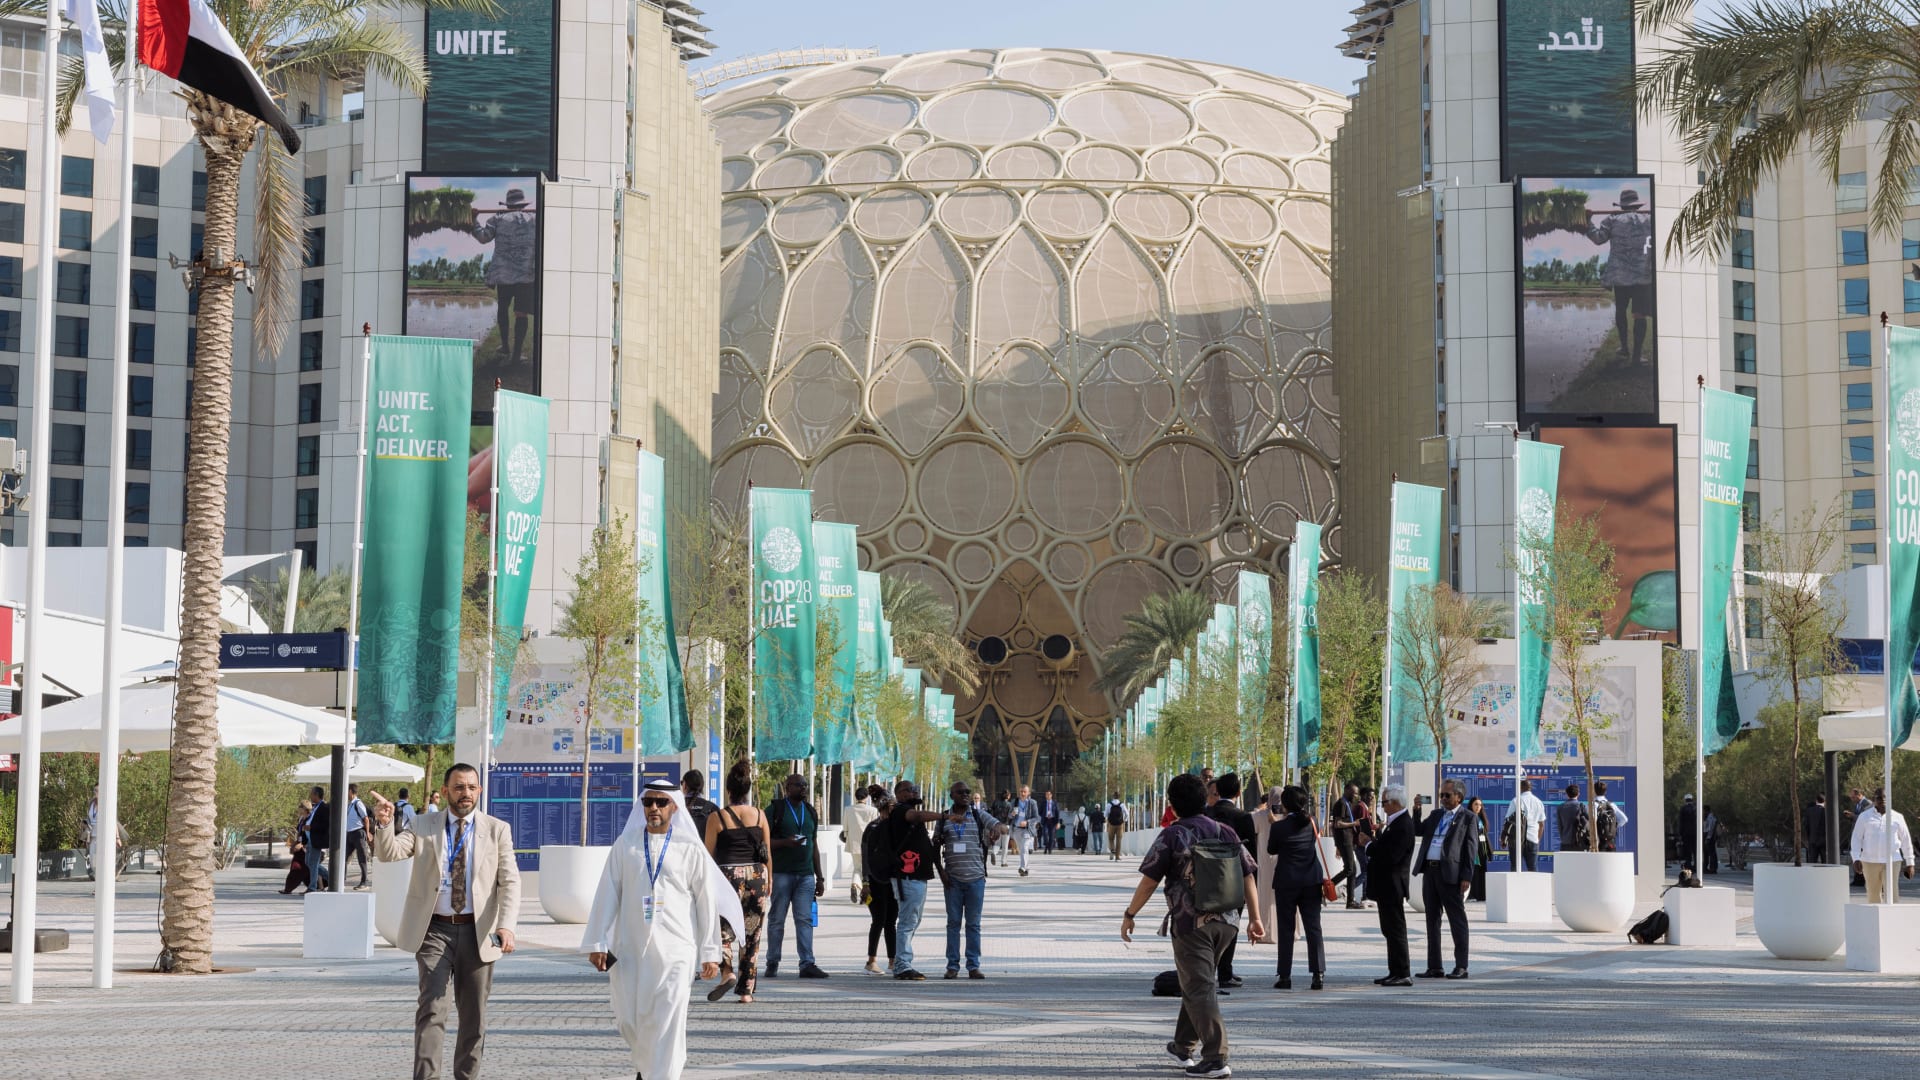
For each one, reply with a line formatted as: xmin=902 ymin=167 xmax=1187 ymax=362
xmin=1753 ymin=863 xmax=1848 ymax=960
xmin=538 ymin=845 xmax=611 ymax=924
xmin=818 ymin=825 xmax=844 ymax=889
xmin=369 ymin=857 xmax=413 ymax=948
xmin=1552 ymin=851 xmax=1634 ymax=932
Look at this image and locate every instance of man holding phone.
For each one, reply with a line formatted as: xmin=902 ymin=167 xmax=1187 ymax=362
xmin=933 ymin=782 xmax=1005 ymax=979
xmin=763 ymin=773 xmax=829 ymax=979
xmin=370 ymin=764 xmax=520 ymax=1080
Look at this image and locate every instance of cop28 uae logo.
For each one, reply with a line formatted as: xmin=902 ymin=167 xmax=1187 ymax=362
xmin=761 ymin=526 xmax=804 ymax=574
xmin=506 ymin=442 xmax=543 ymax=506
xmin=1898 ymin=389 xmax=1920 ymax=461
xmin=1518 ymin=486 xmax=1554 ymax=543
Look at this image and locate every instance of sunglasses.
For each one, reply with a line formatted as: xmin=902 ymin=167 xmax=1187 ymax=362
xmin=640 ymin=797 xmax=674 ymax=808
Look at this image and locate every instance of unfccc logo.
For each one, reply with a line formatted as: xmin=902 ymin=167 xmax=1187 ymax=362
xmin=276 ymin=643 xmax=292 ymax=659
xmin=227 ymin=644 xmax=244 ymax=658
xmin=761 ymin=526 xmax=804 ymax=574
xmin=506 ymin=443 xmax=542 ymax=505
xmin=1518 ymin=487 xmax=1554 ymax=543
xmin=1898 ymin=390 xmax=1920 ymax=461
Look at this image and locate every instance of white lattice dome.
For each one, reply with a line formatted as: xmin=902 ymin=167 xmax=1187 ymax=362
xmin=706 ymin=48 xmax=1343 ymax=770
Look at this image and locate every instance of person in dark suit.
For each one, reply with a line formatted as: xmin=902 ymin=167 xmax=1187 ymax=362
xmin=1266 ymin=785 xmax=1328 ymax=990
xmin=1806 ymin=794 xmax=1828 ymax=864
xmin=1555 ymin=784 xmax=1584 ymax=850
xmin=1368 ymin=786 xmax=1416 ymax=987
xmin=1040 ymin=791 xmax=1062 ymax=854
xmin=1204 ymin=773 xmax=1258 ymax=989
xmin=1415 ymin=779 xmax=1477 ymax=980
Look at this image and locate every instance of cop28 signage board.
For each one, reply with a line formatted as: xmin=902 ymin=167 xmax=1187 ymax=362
xmin=422 ymin=0 xmax=559 ymax=176
xmin=1516 ymin=176 xmax=1658 ymax=424
xmin=1501 ymin=0 xmax=1637 ymax=178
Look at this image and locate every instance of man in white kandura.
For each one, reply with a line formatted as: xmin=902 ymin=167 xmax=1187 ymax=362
xmin=583 ymin=778 xmax=744 ymax=1080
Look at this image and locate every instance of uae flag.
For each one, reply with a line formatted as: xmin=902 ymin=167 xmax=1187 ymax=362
xmin=137 ymin=0 xmax=300 ymax=151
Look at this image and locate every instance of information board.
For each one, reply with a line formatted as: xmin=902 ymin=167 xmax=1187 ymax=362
xmin=489 ymin=757 xmax=681 ymax=872
xmin=1439 ymin=763 xmax=1638 ymax=874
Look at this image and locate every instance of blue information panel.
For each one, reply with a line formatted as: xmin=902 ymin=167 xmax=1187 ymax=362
xmin=489 ymin=757 xmax=681 ymax=871
xmin=1440 ymin=763 xmax=1637 ymax=874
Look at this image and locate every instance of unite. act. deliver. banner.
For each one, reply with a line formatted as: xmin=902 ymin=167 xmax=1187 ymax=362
xmin=1514 ymin=439 xmax=1561 ymax=762
xmin=636 ymin=450 xmax=690 ymax=755
xmin=488 ymin=389 xmax=548 ymax=743
xmin=854 ymin=570 xmax=884 ymax=770
xmin=357 ymin=335 xmax=473 ymax=744
xmin=812 ymin=522 xmax=859 ymax=764
xmin=1698 ymin=389 xmax=1752 ymax=756
xmin=1387 ymin=482 xmax=1446 ymax=761
xmin=751 ymin=487 xmax=815 ymax=760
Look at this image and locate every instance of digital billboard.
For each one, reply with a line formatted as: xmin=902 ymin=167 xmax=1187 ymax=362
xmin=1538 ymin=425 xmax=1679 ymax=642
xmin=422 ymin=0 xmax=558 ymax=175
xmin=405 ymin=175 xmax=542 ymax=400
xmin=1502 ymin=0 xmax=1637 ymax=177
xmin=1518 ymin=176 xmax=1657 ymax=423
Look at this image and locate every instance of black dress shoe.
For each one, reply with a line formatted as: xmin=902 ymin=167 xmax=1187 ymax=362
xmin=1310 ymin=974 xmax=1324 ymax=990
xmin=1446 ymin=968 xmax=1469 ymax=980
xmin=1414 ymin=969 xmax=1446 ymax=979
xmin=1274 ymin=977 xmax=1291 ymax=989
xmin=1372 ymin=975 xmax=1393 ymax=985
xmin=1380 ymin=975 xmax=1413 ymax=987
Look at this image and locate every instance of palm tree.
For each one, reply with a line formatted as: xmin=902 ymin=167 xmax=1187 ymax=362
xmin=243 ymin=566 xmax=354 ymax=633
xmin=1635 ymin=0 xmax=1920 ymax=257
xmin=1093 ymin=589 xmax=1213 ymax=703
xmin=879 ymin=575 xmax=980 ymax=695
xmin=29 ymin=0 xmax=488 ymax=973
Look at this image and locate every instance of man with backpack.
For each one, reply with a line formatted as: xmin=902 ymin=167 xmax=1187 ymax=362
xmin=1122 ymin=773 xmax=1266 ymax=1079
xmin=1106 ymin=793 xmax=1129 ymax=860
xmin=933 ymin=782 xmax=1005 ymax=979
xmin=1593 ymin=781 xmax=1627 ymax=852
xmin=1556 ymin=784 xmax=1590 ymax=852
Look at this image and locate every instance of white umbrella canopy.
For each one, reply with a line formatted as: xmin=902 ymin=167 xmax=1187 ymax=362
xmin=284 ymin=748 xmax=423 ymax=785
xmin=0 ymin=682 xmax=347 ymax=753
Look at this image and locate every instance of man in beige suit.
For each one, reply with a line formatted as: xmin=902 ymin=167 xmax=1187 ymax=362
xmin=371 ymin=764 xmax=520 ymax=1080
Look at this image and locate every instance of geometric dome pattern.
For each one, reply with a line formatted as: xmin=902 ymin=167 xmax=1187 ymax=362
xmin=707 ymin=49 xmax=1345 ymax=778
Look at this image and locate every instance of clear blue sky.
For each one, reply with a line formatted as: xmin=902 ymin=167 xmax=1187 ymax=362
xmin=694 ymin=0 xmax=1367 ymax=95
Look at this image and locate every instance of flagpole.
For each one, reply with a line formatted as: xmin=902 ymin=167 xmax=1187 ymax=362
xmin=1512 ymin=431 xmax=1529 ymax=873
xmin=746 ymin=481 xmax=755 ymax=765
xmin=11 ymin=1 xmax=62 ymax=1005
xmin=1882 ymin=313 xmax=1898 ymax=903
xmin=341 ymin=326 xmax=374 ymax=885
xmin=1695 ymin=377 xmax=1708 ymax=880
xmin=94 ymin=6 xmax=138 ymax=990
xmin=1382 ymin=480 xmax=1397 ymax=792
xmin=483 ymin=382 xmax=499 ymax=815
xmin=1285 ymin=546 xmax=1299 ymax=784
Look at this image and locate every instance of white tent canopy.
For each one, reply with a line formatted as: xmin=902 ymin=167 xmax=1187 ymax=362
xmin=284 ymin=748 xmax=422 ymax=785
xmin=0 ymin=682 xmax=347 ymax=753
xmin=1818 ymin=708 xmax=1920 ymax=753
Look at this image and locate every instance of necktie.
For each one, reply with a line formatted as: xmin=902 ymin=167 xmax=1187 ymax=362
xmin=450 ymin=820 xmax=468 ymax=914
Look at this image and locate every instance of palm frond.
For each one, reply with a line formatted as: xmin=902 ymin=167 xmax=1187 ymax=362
xmin=880 ymin=574 xmax=981 ymax=694
xmin=250 ymin=123 xmax=305 ymax=356
xmin=1092 ymin=590 xmax=1212 ymax=700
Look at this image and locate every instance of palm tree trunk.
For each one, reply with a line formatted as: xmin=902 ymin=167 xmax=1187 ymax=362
xmin=160 ymin=97 xmax=249 ymax=974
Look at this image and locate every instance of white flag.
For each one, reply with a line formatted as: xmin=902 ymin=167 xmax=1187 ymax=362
xmin=65 ymin=0 xmax=115 ymax=144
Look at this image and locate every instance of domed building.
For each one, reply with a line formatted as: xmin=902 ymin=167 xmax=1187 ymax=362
xmin=706 ymin=49 xmax=1344 ymax=789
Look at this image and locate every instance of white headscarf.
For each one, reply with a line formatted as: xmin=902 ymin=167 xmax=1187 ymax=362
xmin=579 ymin=781 xmax=745 ymax=952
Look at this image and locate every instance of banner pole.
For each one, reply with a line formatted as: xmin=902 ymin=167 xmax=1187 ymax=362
xmin=1381 ymin=483 xmax=1397 ymax=791
xmin=1882 ymin=314 xmax=1898 ymax=902
xmin=1285 ymin=546 xmax=1299 ymax=783
xmin=342 ymin=327 xmax=374 ymax=876
xmin=482 ymin=382 xmax=500 ymax=814
xmin=94 ymin=10 xmax=139 ymax=990
xmin=746 ymin=482 xmax=755 ymax=766
xmin=1512 ymin=431 xmax=1528 ymax=872
xmin=1696 ymin=378 xmax=1708 ymax=879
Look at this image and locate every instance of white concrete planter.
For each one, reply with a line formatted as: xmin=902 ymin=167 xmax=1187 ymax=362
xmin=1664 ymin=885 xmax=1736 ymax=947
xmin=818 ymin=825 xmax=844 ymax=888
xmin=303 ymin=890 xmax=375 ymax=959
xmin=1844 ymin=901 xmax=1920 ymax=973
xmin=1487 ymin=871 xmax=1554 ymax=923
xmin=1552 ymin=851 xmax=1635 ymax=932
xmin=369 ymin=856 xmax=413 ymax=948
xmin=1753 ymin=863 xmax=1848 ymax=960
xmin=538 ymin=845 xmax=611 ymax=924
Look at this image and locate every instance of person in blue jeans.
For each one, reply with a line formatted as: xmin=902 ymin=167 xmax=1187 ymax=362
xmin=885 ymin=780 xmax=946 ymax=980
xmin=933 ymin=781 xmax=1006 ymax=978
xmin=763 ymin=773 xmax=829 ymax=979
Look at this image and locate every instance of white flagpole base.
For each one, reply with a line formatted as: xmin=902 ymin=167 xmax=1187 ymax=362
xmin=1663 ymin=885 xmax=1736 ymax=947
xmin=1844 ymin=900 xmax=1920 ymax=972
xmin=1486 ymin=871 xmax=1553 ymax=923
xmin=302 ymin=891 xmax=376 ymax=959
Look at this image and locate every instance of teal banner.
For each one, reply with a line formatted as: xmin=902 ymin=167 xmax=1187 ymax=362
xmin=1889 ymin=327 xmax=1920 ymax=747
xmin=1514 ymin=439 xmax=1561 ymax=761
xmin=489 ymin=389 xmax=547 ymax=743
xmin=1292 ymin=522 xmax=1323 ymax=767
xmin=1699 ymin=388 xmax=1753 ymax=755
xmin=855 ymin=570 xmax=884 ymax=769
xmin=751 ymin=487 xmax=816 ymax=759
xmin=423 ymin=0 xmax=558 ymax=175
xmin=636 ymin=450 xmax=690 ymax=754
xmin=1387 ymin=482 xmax=1447 ymax=761
xmin=357 ymin=336 xmax=473 ymax=744
xmin=1168 ymin=657 xmax=1187 ymax=702
xmin=1238 ymin=571 xmax=1272 ymax=743
xmin=812 ymin=522 xmax=860 ymax=764
xmin=899 ymin=667 xmax=923 ymax=781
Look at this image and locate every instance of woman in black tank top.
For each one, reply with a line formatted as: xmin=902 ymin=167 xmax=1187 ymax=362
xmin=705 ymin=762 xmax=772 ymax=1002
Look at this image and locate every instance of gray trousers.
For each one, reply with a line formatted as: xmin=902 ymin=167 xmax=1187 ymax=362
xmin=415 ymin=919 xmax=495 ymax=1080
xmin=1171 ymin=919 xmax=1237 ymax=1063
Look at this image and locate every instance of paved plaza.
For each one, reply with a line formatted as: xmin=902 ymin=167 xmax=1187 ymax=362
xmin=2 ymin=853 xmax=1916 ymax=1078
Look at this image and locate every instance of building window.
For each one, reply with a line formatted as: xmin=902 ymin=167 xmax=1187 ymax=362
xmin=0 ymin=254 xmax=16 ymax=297
xmin=185 ymin=326 xmax=197 ymax=366
xmin=48 ymin=477 xmax=81 ymax=519
xmin=1733 ymin=280 xmax=1756 ymax=321
xmin=1907 ymin=221 xmax=1920 ymax=262
xmin=127 ymin=427 xmax=150 ymax=470
xmin=1851 ymin=515 xmax=1877 ymax=531
xmin=1748 ymin=438 xmax=1760 ymax=479
xmin=1837 ymin=171 xmax=1869 ymax=213
xmin=184 ymin=379 xmax=193 ymax=419
xmin=1842 ymin=277 xmax=1870 ymax=316
xmin=48 ymin=532 xmax=80 ymax=547
xmin=299 ymin=330 xmax=323 ymax=371
xmin=1850 ymin=434 xmax=1876 ymax=466
xmin=125 ymin=482 xmax=149 ymax=524
xmin=295 ymin=539 xmax=317 ymax=568
xmin=304 ymin=226 xmax=325 ymax=268
xmin=296 ymin=433 xmax=319 ymax=476
xmin=1842 ymin=226 xmax=1868 ymax=266
xmin=1845 ymin=328 xmax=1872 ymax=367
xmin=54 ymin=315 xmax=88 ymax=358
xmin=189 ymin=222 xmax=203 ymax=260
xmin=0 ymin=201 xmax=25 ymax=243
xmin=1737 ymin=196 xmax=1753 ymax=218
xmin=304 ymin=175 xmax=326 ymax=216
xmin=58 ymin=208 xmax=89 ymax=251
xmin=129 ymin=374 xmax=152 ymax=417
xmin=0 ymin=363 xmax=15 ymax=405
xmin=55 ymin=261 xmax=88 ymax=304
xmin=1744 ymin=596 xmax=1764 ymax=640
xmin=130 ymin=322 xmax=153 ymax=364
xmin=1733 ymin=331 xmax=1756 ymax=374
xmin=53 ymin=368 xmax=86 ymax=411
xmin=300 ymin=279 xmax=324 ymax=320
xmin=130 ymin=269 xmax=155 ymax=312
xmin=131 ymin=164 xmax=158 ymax=206
xmin=298 ymin=382 xmax=322 ymax=424
xmin=1847 ymin=382 xmax=1873 ymax=412
xmin=1855 ymin=488 xmax=1876 ymax=511
xmin=1733 ymin=228 xmax=1756 ymax=269
xmin=1735 ymin=384 xmax=1757 ymax=405
xmin=0 ymin=311 xmax=15 ymax=351
xmin=131 ymin=216 xmax=157 ymax=259
xmin=1906 ymin=278 xmax=1920 ymax=314
xmin=59 ymin=155 xmax=91 ymax=197
xmin=191 ymin=169 xmax=206 ymax=212
xmin=0 ymin=143 xmax=24 ymax=187
xmin=294 ymin=486 xmax=319 ymax=529
xmin=50 ymin=423 xmax=84 ymax=465
xmin=1742 ymin=490 xmax=1761 ymax=530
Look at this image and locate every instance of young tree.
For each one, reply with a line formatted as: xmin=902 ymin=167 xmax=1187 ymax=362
xmin=1392 ymin=583 xmax=1500 ymax=770
xmin=667 ymin=510 xmax=752 ymax=762
xmin=556 ymin=518 xmax=649 ymax=845
xmin=1308 ymin=570 xmax=1387 ymax=813
xmin=1748 ymin=505 xmax=1850 ymax=866
xmin=880 ymin=576 xmax=980 ymax=695
xmin=1535 ymin=507 xmax=1621 ymax=851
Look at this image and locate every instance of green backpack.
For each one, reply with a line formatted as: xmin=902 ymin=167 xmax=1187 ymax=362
xmin=1184 ymin=823 xmax=1247 ymax=914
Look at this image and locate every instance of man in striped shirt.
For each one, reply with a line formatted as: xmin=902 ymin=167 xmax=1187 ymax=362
xmin=934 ymin=782 xmax=1006 ymax=980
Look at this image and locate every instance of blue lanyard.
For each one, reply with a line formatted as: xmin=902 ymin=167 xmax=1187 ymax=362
xmin=445 ymin=817 xmax=469 ymax=878
xmin=643 ymin=823 xmax=673 ymax=890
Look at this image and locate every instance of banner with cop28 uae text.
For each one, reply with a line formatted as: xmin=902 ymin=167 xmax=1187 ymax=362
xmin=1387 ymin=482 xmax=1446 ymax=762
xmin=1514 ymin=438 xmax=1561 ymax=762
xmin=488 ymin=389 xmax=547 ymax=742
xmin=1887 ymin=327 xmax=1920 ymax=748
xmin=812 ymin=522 xmax=859 ymax=764
xmin=636 ymin=450 xmax=690 ymax=755
xmin=751 ymin=487 xmax=815 ymax=760
xmin=1699 ymin=388 xmax=1752 ymax=756
xmin=357 ymin=336 xmax=473 ymax=744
